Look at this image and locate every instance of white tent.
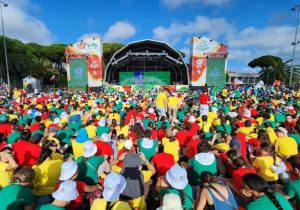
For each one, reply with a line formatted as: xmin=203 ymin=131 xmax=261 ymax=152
xmin=22 ymin=76 xmax=41 ymax=91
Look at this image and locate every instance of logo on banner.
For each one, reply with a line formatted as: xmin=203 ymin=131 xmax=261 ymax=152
xmin=87 ymin=42 xmax=99 ymax=49
xmin=77 ymin=41 xmax=86 ymax=50
xmin=74 ymin=67 xmax=84 ymax=79
xmin=196 ymin=39 xmax=209 ymax=52
xmin=208 ymin=68 xmax=222 ymax=78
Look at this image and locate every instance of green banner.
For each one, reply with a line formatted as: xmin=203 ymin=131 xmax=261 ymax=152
xmin=69 ymin=59 xmax=88 ymax=89
xmin=119 ymin=71 xmax=170 ymax=86
xmin=206 ymin=58 xmax=226 ymax=88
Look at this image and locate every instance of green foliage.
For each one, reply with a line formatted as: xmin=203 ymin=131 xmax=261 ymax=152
xmin=248 ymin=55 xmax=300 ymax=85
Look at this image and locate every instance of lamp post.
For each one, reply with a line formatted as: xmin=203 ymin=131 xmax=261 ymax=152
xmin=289 ymin=5 xmax=300 ymax=87
xmin=0 ymin=1 xmax=9 ymax=90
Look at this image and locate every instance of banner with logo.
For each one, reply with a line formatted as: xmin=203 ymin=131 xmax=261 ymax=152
xmin=190 ymin=37 xmax=228 ymax=86
xmin=206 ymin=58 xmax=226 ymax=88
xmin=119 ymin=72 xmax=170 ymax=86
xmin=69 ymin=59 xmax=88 ymax=89
xmin=66 ymin=37 xmax=104 ymax=87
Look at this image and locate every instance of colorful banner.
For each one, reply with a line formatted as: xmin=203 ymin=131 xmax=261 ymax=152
xmin=206 ymin=58 xmax=226 ymax=88
xmin=119 ymin=72 xmax=170 ymax=85
xmin=190 ymin=37 xmax=228 ymax=86
xmin=69 ymin=59 xmax=88 ymax=89
xmin=66 ymin=37 xmax=104 ymax=87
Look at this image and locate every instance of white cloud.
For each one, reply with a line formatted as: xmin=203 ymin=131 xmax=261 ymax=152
xmin=103 ymin=21 xmax=136 ymax=43
xmin=153 ymin=16 xmax=235 ymax=45
xmin=227 ymin=26 xmax=298 ymax=65
xmin=160 ymin=0 xmax=230 ymax=9
xmin=153 ymin=15 xmax=300 ymax=71
xmin=3 ymin=0 xmax=55 ymax=45
xmin=77 ymin=33 xmax=101 ymax=41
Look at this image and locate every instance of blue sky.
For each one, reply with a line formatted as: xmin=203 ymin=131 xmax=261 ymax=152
xmin=3 ymin=0 xmax=300 ymax=72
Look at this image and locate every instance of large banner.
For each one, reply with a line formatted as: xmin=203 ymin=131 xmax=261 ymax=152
xmin=119 ymin=72 xmax=170 ymax=85
xmin=206 ymin=58 xmax=226 ymax=88
xmin=69 ymin=59 xmax=88 ymax=88
xmin=190 ymin=37 xmax=228 ymax=86
xmin=66 ymin=37 xmax=104 ymax=87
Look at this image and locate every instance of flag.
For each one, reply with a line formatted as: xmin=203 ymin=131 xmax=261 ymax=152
xmin=274 ymin=80 xmax=281 ymax=86
xmin=231 ymin=78 xmax=243 ymax=85
xmin=50 ymin=75 xmax=56 ymax=81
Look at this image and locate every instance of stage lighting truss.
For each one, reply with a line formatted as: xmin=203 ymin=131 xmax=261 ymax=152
xmin=111 ymin=52 xmax=183 ymax=65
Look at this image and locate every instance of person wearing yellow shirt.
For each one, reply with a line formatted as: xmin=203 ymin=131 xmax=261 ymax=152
xmin=108 ymin=110 xmax=121 ymax=122
xmin=239 ymin=120 xmax=255 ymax=135
xmin=85 ymin=120 xmax=97 ymax=138
xmin=156 ymin=88 xmax=169 ymax=119
xmin=168 ymin=93 xmax=179 ymax=122
xmin=0 ymin=147 xmax=19 ymax=188
xmin=32 ymin=148 xmax=63 ymax=204
xmin=91 ymin=172 xmax=131 ymax=210
xmin=118 ymin=119 xmax=130 ymax=137
xmin=162 ymin=130 xmax=180 ymax=162
xmin=221 ymin=87 xmax=228 ymax=98
xmin=274 ymin=127 xmax=298 ymax=158
xmin=264 ymin=126 xmax=277 ymax=144
xmin=207 ymin=108 xmax=218 ymax=124
xmin=252 ymin=142 xmax=281 ymax=182
xmin=198 ymin=115 xmax=211 ymax=133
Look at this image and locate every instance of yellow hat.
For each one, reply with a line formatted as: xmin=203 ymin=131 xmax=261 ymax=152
xmin=36 ymin=104 xmax=43 ymax=110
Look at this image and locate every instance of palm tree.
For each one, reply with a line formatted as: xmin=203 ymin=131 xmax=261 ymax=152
xmin=30 ymin=57 xmax=59 ymax=81
xmin=248 ymin=55 xmax=290 ymax=85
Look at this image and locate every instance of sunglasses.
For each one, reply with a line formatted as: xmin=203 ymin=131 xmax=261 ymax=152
xmin=50 ymin=143 xmax=57 ymax=147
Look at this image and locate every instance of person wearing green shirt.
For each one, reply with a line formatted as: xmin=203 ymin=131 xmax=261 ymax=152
xmin=77 ymin=142 xmax=104 ymax=185
xmin=283 ymin=156 xmax=300 ymax=208
xmin=7 ymin=125 xmax=21 ymax=144
xmin=242 ymin=173 xmax=293 ymax=210
xmin=0 ymin=167 xmax=35 ymax=210
xmin=96 ymin=119 xmax=111 ymax=137
xmin=36 ymin=180 xmax=78 ymax=210
xmin=142 ymin=116 xmax=155 ymax=130
xmin=137 ymin=131 xmax=158 ymax=161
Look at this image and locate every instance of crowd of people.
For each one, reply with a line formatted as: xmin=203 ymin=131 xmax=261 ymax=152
xmin=0 ymin=84 xmax=299 ymax=210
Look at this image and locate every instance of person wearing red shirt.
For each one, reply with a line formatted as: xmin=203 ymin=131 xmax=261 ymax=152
xmin=0 ymin=117 xmax=12 ymax=138
xmin=151 ymin=144 xmax=175 ymax=177
xmin=285 ymin=114 xmax=296 ymax=133
xmin=148 ymin=108 xmax=156 ymax=121
xmin=234 ymin=115 xmax=245 ymax=127
xmin=186 ymin=138 xmax=202 ymax=159
xmin=94 ymin=134 xmax=113 ymax=158
xmin=175 ymin=123 xmax=193 ymax=148
xmin=12 ymin=130 xmax=32 ymax=166
xmin=199 ymin=90 xmax=210 ymax=116
xmin=232 ymin=156 xmax=256 ymax=190
xmin=114 ymin=139 xmax=135 ymax=168
xmin=188 ymin=116 xmax=200 ymax=136
xmin=29 ymin=116 xmax=41 ymax=134
xmin=22 ymin=133 xmax=43 ymax=166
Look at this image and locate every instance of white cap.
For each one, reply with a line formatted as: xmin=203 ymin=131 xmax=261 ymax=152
xmin=59 ymin=160 xmax=78 ymax=181
xmin=101 ymin=133 xmax=111 ymax=142
xmin=148 ymin=108 xmax=155 ymax=114
xmin=244 ymin=110 xmax=251 ymax=117
xmin=98 ymin=119 xmax=106 ymax=127
xmin=34 ymin=111 xmax=42 ymax=117
xmin=83 ymin=141 xmax=98 ymax=158
xmin=103 ymin=172 xmax=126 ymax=202
xmin=166 ymin=164 xmax=188 ymax=190
xmin=52 ymin=180 xmax=78 ymax=201
xmin=157 ymin=193 xmax=183 ymax=210
xmin=124 ymin=139 xmax=133 ymax=150
xmin=53 ymin=117 xmax=60 ymax=124
xmin=188 ymin=115 xmax=196 ymax=123
xmin=141 ymin=138 xmax=154 ymax=149
xmin=228 ymin=112 xmax=238 ymax=118
xmin=60 ymin=112 xmax=68 ymax=118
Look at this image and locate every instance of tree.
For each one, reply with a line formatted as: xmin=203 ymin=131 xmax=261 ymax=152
xmin=248 ymin=55 xmax=289 ymax=85
xmin=30 ymin=57 xmax=59 ymax=81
